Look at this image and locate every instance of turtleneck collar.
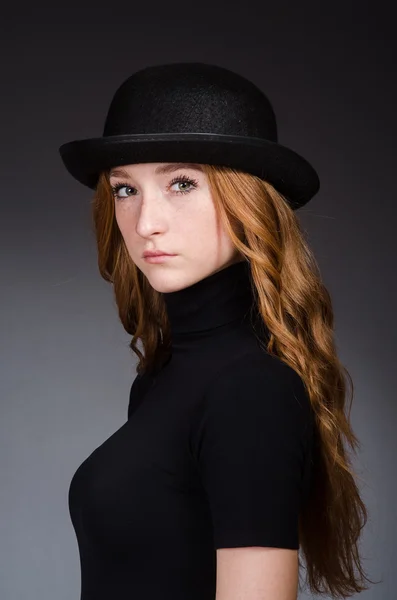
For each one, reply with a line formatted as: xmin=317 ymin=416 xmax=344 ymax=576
xmin=162 ymin=260 xmax=255 ymax=341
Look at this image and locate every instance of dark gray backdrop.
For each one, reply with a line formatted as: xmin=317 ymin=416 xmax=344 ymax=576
xmin=1 ymin=3 xmax=395 ymax=599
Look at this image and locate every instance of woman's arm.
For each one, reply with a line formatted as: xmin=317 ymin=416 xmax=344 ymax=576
xmin=216 ymin=546 xmax=298 ymax=600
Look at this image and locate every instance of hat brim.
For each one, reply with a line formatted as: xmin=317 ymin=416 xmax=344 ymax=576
xmin=59 ymin=133 xmax=320 ymax=209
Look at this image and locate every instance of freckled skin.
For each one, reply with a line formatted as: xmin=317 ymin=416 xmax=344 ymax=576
xmin=110 ymin=162 xmax=244 ymax=293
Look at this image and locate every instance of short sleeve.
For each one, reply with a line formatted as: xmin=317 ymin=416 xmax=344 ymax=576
xmin=189 ymin=354 xmax=314 ymax=550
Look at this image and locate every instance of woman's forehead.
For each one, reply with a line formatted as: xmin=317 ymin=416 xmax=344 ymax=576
xmin=109 ymin=163 xmax=204 ymax=179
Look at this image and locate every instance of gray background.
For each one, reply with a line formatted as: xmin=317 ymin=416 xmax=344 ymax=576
xmin=1 ymin=2 xmax=396 ymax=599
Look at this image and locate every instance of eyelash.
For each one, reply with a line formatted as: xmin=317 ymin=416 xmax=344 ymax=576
xmin=110 ymin=174 xmax=199 ymax=200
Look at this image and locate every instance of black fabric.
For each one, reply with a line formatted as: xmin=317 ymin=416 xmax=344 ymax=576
xmin=68 ymin=260 xmax=315 ymax=600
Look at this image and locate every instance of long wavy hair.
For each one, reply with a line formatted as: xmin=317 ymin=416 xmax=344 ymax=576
xmin=91 ymin=164 xmax=376 ymax=598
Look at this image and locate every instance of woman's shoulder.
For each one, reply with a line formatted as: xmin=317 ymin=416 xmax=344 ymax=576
xmin=205 ymin=348 xmax=310 ymax=413
xmin=127 ymin=370 xmax=155 ymax=419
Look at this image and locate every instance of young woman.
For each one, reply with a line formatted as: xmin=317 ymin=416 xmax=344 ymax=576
xmin=59 ymin=62 xmax=374 ymax=600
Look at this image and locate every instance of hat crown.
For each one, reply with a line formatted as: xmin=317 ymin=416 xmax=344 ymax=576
xmin=103 ymin=62 xmax=278 ymax=141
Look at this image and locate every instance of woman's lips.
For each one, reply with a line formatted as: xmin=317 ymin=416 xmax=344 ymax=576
xmin=143 ymin=254 xmax=177 ymax=263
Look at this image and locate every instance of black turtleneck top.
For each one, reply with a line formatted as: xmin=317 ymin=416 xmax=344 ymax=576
xmin=68 ymin=260 xmax=315 ymax=600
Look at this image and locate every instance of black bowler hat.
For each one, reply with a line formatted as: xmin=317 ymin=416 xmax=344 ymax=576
xmin=58 ymin=61 xmax=320 ymax=210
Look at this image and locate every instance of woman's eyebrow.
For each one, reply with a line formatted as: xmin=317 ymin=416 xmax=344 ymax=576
xmin=155 ymin=163 xmax=203 ymax=175
xmin=109 ymin=163 xmax=203 ymax=179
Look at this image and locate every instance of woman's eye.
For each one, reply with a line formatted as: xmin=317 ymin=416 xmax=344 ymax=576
xmin=170 ymin=181 xmax=191 ymax=193
xmin=111 ymin=184 xmax=134 ymax=198
xmin=169 ymin=176 xmax=198 ymax=194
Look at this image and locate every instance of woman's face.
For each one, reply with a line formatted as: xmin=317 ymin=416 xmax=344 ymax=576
xmin=109 ymin=162 xmax=244 ymax=293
